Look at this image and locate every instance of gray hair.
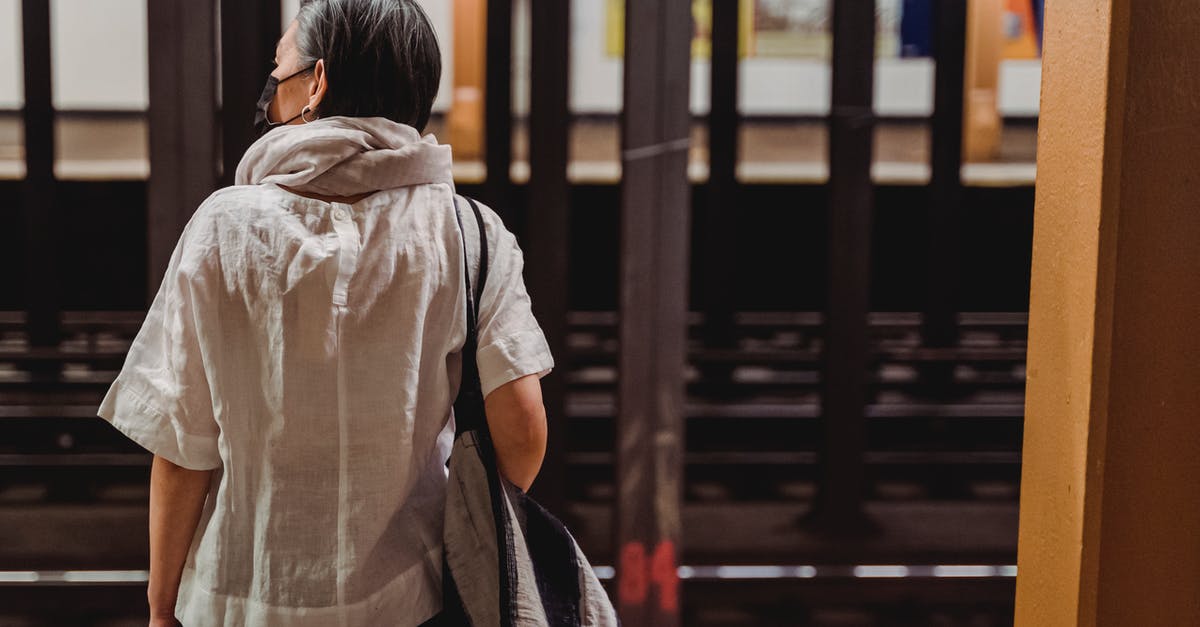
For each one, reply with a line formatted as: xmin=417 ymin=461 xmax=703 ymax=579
xmin=294 ymin=0 xmax=442 ymax=131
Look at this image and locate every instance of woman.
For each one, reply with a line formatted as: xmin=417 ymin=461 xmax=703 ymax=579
xmin=96 ymin=1 xmax=554 ymax=625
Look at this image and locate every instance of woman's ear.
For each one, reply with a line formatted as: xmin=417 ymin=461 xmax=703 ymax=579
xmin=307 ymin=59 xmax=328 ymax=116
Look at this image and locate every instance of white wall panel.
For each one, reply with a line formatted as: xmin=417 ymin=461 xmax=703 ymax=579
xmin=0 ymin=0 xmax=1042 ymax=116
xmin=51 ymin=0 xmax=148 ymax=109
xmin=0 ymin=0 xmax=21 ymax=108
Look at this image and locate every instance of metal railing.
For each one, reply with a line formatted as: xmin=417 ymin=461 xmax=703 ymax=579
xmin=7 ymin=2 xmax=1016 ymax=625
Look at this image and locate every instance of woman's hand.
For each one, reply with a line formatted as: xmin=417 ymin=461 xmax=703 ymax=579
xmin=149 ymin=617 xmax=182 ymax=627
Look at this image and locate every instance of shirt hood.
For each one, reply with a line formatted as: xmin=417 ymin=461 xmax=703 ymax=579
xmin=234 ymin=115 xmax=454 ymax=196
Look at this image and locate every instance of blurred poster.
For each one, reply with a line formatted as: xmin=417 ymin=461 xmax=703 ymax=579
xmin=899 ymin=0 xmax=932 ymax=57
xmin=1032 ymin=0 xmax=1044 ymax=50
xmin=901 ymin=0 xmax=1043 ymax=59
xmin=1001 ymin=0 xmax=1039 ymax=59
xmin=604 ymin=0 xmax=901 ymax=59
xmin=604 ymin=0 xmax=753 ymax=58
xmin=746 ymin=0 xmax=831 ymax=58
xmin=749 ymin=0 xmax=901 ymax=58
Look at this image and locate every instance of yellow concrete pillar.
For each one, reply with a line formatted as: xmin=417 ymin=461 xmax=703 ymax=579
xmin=448 ymin=0 xmax=486 ymax=158
xmin=1015 ymin=0 xmax=1200 ymax=625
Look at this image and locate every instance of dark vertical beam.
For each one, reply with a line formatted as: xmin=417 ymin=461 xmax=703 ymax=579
xmin=924 ymin=0 xmax=967 ymax=348
xmin=21 ymin=0 xmax=61 ymax=360
xmin=525 ymin=0 xmax=571 ymax=518
xmin=701 ymin=0 xmax=739 ymax=365
xmin=220 ymin=0 xmax=281 ymax=186
xmin=483 ymin=0 xmax=513 ymax=220
xmin=615 ymin=0 xmax=692 ymax=624
xmin=147 ymin=0 xmax=219 ymax=297
xmin=808 ymin=0 xmax=876 ymax=534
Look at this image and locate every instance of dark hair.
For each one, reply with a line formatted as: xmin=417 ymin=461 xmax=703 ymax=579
xmin=294 ymin=0 xmax=441 ymax=131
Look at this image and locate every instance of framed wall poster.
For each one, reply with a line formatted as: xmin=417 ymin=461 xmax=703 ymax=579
xmin=604 ymin=0 xmax=901 ymax=60
xmin=1001 ymin=0 xmax=1040 ymax=59
xmin=604 ymin=0 xmax=754 ymax=58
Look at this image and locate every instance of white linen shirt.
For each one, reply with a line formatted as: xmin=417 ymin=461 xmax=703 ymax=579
xmin=96 ymin=117 xmax=553 ymax=626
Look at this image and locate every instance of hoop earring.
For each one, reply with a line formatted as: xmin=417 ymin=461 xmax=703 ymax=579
xmin=301 ymin=106 xmax=316 ymax=123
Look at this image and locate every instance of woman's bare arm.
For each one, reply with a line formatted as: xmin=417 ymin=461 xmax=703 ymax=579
xmin=147 ymin=454 xmax=213 ymax=621
xmin=483 ymin=374 xmax=548 ymax=492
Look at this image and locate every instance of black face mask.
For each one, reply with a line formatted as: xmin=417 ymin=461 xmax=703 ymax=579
xmin=254 ymin=65 xmax=315 ymax=136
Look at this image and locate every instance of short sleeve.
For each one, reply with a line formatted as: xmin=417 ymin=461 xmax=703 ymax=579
xmin=97 ymin=211 xmax=221 ymax=470
xmin=471 ymin=204 xmax=555 ymax=399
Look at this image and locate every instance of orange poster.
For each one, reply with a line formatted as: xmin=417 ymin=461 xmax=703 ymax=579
xmin=1002 ymin=0 xmax=1039 ymax=59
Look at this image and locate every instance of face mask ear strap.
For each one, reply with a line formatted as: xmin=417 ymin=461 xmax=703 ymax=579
xmin=272 ymin=107 xmax=308 ymax=128
xmin=280 ymin=64 xmax=317 ymax=84
xmin=255 ymin=65 xmax=318 ymax=135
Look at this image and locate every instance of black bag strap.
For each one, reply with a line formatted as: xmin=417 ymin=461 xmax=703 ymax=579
xmin=447 ymin=194 xmax=517 ymax=627
xmin=452 ymin=194 xmax=490 ymax=437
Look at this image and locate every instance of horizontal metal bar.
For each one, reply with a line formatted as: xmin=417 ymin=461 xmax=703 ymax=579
xmin=669 ymin=564 xmax=1018 ymax=580
xmin=0 ymin=564 xmax=1018 ymax=586
xmin=0 ymin=454 xmax=149 ymax=467
xmin=0 ymin=399 xmax=1024 ymax=422
xmin=567 ymin=400 xmax=1023 ymax=419
xmin=0 ymin=309 xmax=1030 ymax=331
xmin=0 ymin=406 xmax=102 ymax=419
xmin=568 ymin=400 xmax=820 ymax=419
xmin=0 ymin=349 xmax=129 ymax=361
xmin=0 ymin=373 xmax=116 ymax=386
xmin=0 ymin=311 xmax=145 ymax=326
xmin=565 ymin=311 xmax=1030 ymax=328
xmin=568 ymin=451 xmax=1020 ymax=466
xmin=570 ymin=346 xmax=1026 ymax=362
xmin=566 ymin=370 xmax=1024 ymax=388
xmin=0 ymin=570 xmax=148 ymax=585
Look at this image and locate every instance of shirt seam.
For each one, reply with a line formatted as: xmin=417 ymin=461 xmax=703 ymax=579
xmin=112 ymin=378 xmax=219 ymax=441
